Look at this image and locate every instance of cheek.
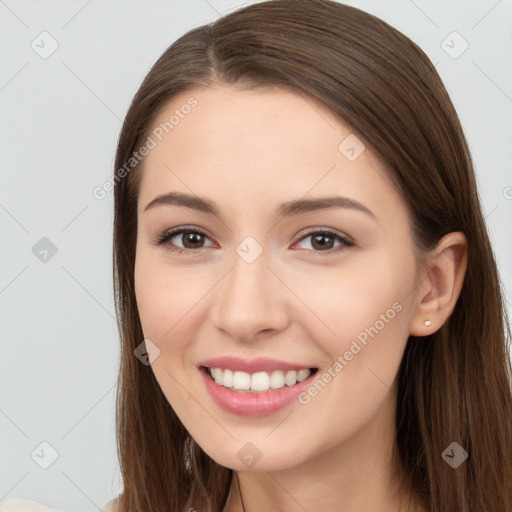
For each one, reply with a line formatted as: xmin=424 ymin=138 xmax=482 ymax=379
xmin=134 ymin=248 xmax=214 ymax=354
xmin=288 ymin=257 xmax=414 ymax=446
xmin=292 ymin=255 xmax=415 ymax=425
xmin=291 ymin=248 xmax=415 ymax=356
xmin=135 ymin=249 xmax=181 ymax=345
xmin=134 ymin=252 xmax=201 ymax=409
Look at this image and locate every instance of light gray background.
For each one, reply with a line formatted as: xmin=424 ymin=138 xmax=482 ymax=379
xmin=1 ymin=0 xmax=511 ymax=509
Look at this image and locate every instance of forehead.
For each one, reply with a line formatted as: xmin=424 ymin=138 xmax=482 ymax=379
xmin=137 ymin=84 xmax=407 ymax=228
xmin=148 ymin=84 xmax=345 ymax=163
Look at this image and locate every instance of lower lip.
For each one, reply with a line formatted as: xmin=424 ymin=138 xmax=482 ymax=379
xmin=199 ymin=367 xmax=317 ymax=417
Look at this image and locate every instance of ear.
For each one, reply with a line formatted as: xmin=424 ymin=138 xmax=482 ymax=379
xmin=409 ymin=232 xmax=468 ymax=336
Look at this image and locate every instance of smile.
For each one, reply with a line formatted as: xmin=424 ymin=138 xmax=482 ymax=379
xmin=205 ymin=367 xmax=314 ymax=393
xmin=198 ymin=361 xmax=319 ymax=416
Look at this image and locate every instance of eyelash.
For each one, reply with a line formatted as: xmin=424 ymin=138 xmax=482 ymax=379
xmin=152 ymin=226 xmax=355 ymax=257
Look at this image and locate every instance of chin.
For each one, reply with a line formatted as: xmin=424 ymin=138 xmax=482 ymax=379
xmin=193 ymin=436 xmax=308 ymax=473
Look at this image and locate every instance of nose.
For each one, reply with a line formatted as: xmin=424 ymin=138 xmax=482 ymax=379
xmin=210 ymin=250 xmax=289 ymax=344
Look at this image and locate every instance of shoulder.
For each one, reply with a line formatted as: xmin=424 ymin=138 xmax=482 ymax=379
xmin=0 ymin=497 xmax=118 ymax=512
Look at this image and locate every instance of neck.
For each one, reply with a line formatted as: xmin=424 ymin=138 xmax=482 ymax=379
xmin=223 ymin=389 xmax=426 ymax=512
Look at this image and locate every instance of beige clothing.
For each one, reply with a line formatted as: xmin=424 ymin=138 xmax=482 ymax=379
xmin=0 ymin=497 xmax=118 ymax=512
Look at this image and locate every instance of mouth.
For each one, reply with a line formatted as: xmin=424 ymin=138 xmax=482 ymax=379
xmin=200 ymin=365 xmax=319 ymax=393
xmin=197 ymin=356 xmax=320 ymax=416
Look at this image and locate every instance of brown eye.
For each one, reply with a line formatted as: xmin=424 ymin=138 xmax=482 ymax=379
xmin=177 ymin=231 xmax=207 ymax=249
xmin=294 ymin=230 xmax=354 ymax=255
xmin=308 ymin=233 xmax=336 ymax=250
xmin=154 ymin=227 xmax=214 ymax=253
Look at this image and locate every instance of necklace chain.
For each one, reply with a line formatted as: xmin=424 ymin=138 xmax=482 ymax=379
xmin=236 ymin=472 xmax=246 ymax=512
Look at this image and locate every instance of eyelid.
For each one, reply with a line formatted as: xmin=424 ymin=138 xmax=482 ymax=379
xmin=151 ymin=225 xmax=214 ymax=250
xmin=291 ymin=228 xmax=354 ymax=256
xmin=295 ymin=227 xmax=354 ymax=245
xmin=153 ymin=225 xmax=354 ymax=256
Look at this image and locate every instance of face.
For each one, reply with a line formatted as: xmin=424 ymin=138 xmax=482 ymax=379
xmin=134 ymin=84 xmax=421 ymax=473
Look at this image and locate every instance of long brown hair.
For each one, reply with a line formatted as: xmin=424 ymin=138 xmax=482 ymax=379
xmin=112 ymin=1 xmax=512 ymax=510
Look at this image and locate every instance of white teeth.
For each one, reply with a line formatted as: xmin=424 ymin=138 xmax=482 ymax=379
xmin=208 ymin=367 xmax=312 ymax=392
xmin=270 ymin=370 xmax=285 ymax=389
xmin=213 ymin=367 xmax=223 ymax=384
xmin=223 ymin=369 xmax=234 ymax=388
xmin=284 ymin=370 xmax=297 ymax=386
xmin=251 ymin=372 xmax=270 ymax=391
xmin=232 ymin=371 xmax=251 ymax=390
xmin=297 ymin=369 xmax=311 ymax=382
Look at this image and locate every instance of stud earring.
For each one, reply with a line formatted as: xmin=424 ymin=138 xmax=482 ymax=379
xmin=424 ymin=320 xmax=432 ymax=326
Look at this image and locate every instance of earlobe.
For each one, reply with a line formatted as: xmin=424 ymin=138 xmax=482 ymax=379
xmin=409 ymin=232 xmax=468 ymax=337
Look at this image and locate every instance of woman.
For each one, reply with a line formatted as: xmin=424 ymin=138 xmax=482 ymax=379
xmin=3 ymin=0 xmax=511 ymax=511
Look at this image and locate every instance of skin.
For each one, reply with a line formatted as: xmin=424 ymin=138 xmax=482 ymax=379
xmin=134 ymin=84 xmax=467 ymax=512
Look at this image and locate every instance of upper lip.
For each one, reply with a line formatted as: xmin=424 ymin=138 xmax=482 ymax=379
xmin=199 ymin=356 xmax=317 ymax=374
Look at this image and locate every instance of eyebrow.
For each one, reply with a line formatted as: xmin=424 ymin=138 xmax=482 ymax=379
xmin=143 ymin=191 xmax=376 ymax=219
